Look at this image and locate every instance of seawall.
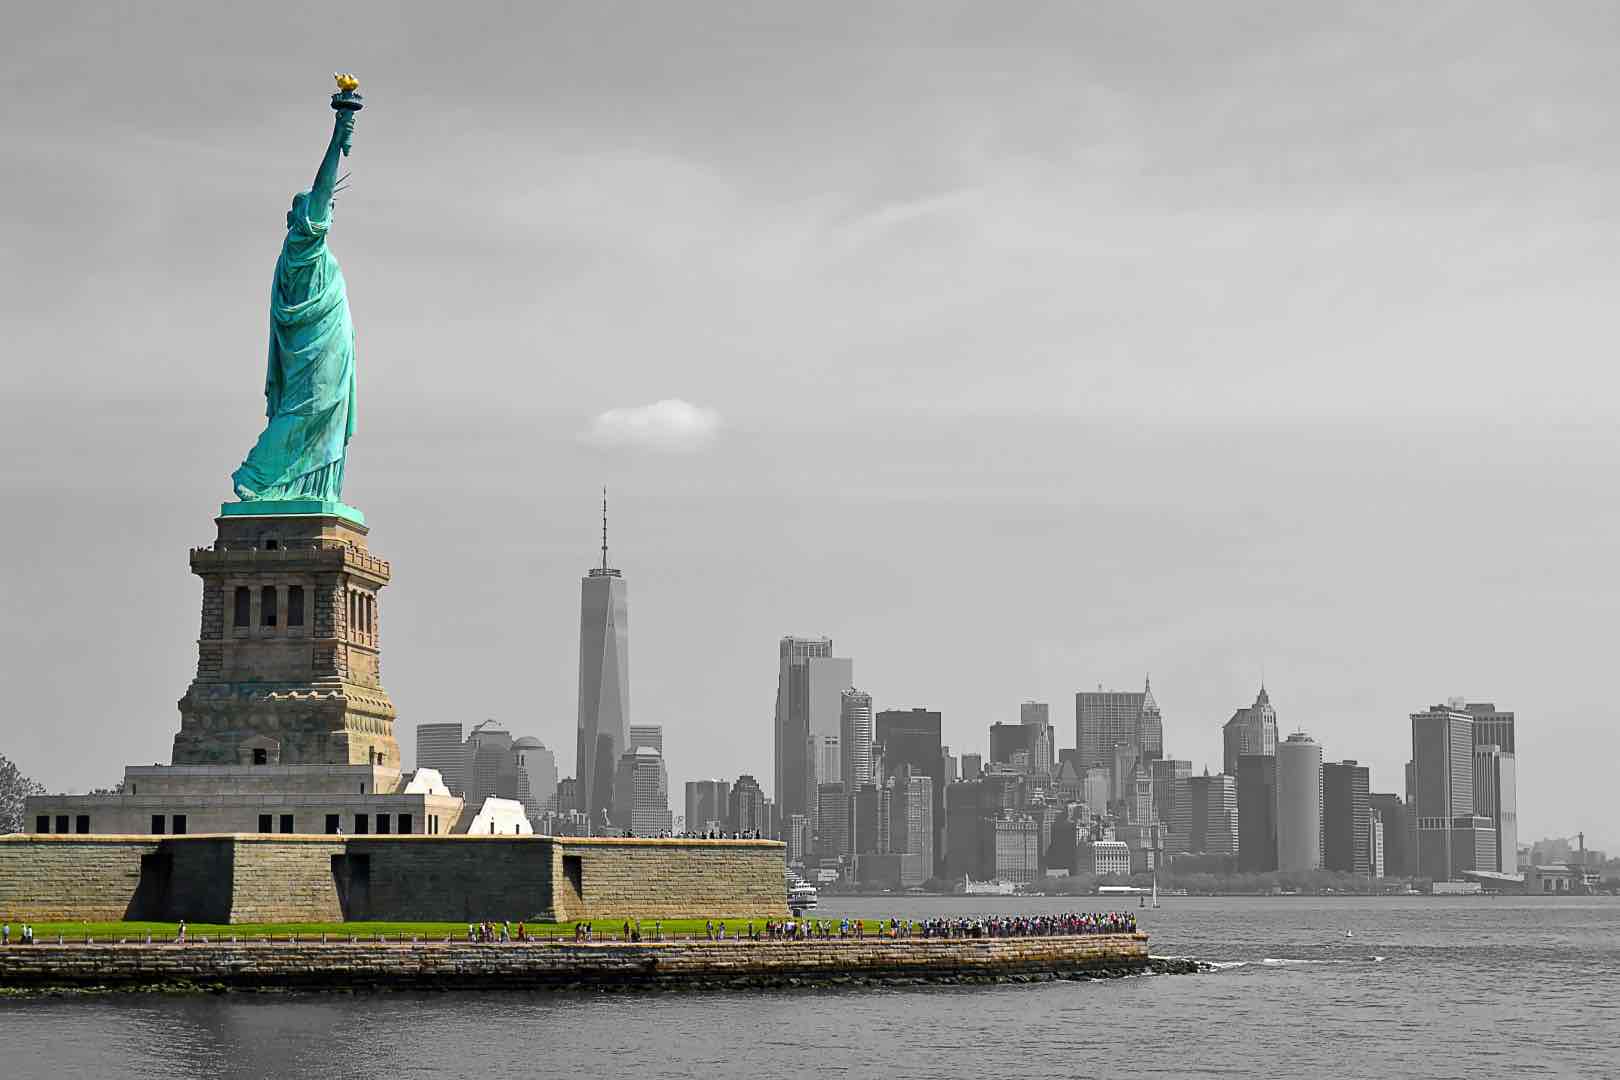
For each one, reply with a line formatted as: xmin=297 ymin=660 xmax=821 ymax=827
xmin=0 ymin=934 xmax=1166 ymax=992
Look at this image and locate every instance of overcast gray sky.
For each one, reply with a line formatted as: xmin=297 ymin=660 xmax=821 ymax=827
xmin=4 ymin=2 xmax=1617 ymax=849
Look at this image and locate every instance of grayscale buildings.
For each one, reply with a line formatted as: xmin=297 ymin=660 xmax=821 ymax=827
xmin=729 ymin=774 xmax=768 ymax=835
xmin=1019 ymin=701 xmax=1055 ymax=775
xmin=1222 ymin=686 xmax=1278 ymax=775
xmin=1184 ymin=772 xmax=1239 ymax=856
xmin=890 ymin=768 xmax=935 ymax=881
xmin=577 ymin=499 xmax=629 ymax=819
xmin=992 ymin=812 xmax=1041 ymax=884
xmin=463 ymin=720 xmax=515 ymax=808
xmin=875 ymin=707 xmax=945 ymax=874
xmin=1075 ymin=680 xmax=1163 ymax=775
xmin=1152 ymin=758 xmax=1192 ymax=852
xmin=1322 ymin=760 xmax=1371 ymax=876
xmin=816 ymin=781 xmax=850 ymax=860
xmin=1276 ymin=731 xmax=1322 ymax=872
xmin=1473 ymin=743 xmax=1516 ymax=874
xmin=773 ymin=637 xmax=851 ymax=835
xmin=611 ymin=746 xmax=670 ymax=835
xmin=1411 ymin=702 xmax=1496 ymax=880
xmin=415 ymin=722 xmax=465 ymax=796
xmin=511 ymin=737 xmax=558 ymax=821
xmin=840 ymin=688 xmax=874 ymax=788
xmin=685 ymin=779 xmax=731 ymax=834
xmin=1370 ymin=792 xmax=1410 ymax=878
xmin=628 ymin=724 xmax=663 ymax=755
xmin=1466 ymin=702 xmax=1517 ymax=875
xmin=1235 ymin=754 xmax=1278 ymax=872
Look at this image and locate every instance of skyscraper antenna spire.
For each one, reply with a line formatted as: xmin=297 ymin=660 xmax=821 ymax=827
xmin=601 ymin=486 xmax=609 ymax=572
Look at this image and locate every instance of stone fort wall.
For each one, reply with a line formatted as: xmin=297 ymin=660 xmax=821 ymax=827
xmin=0 ymin=835 xmax=786 ymax=923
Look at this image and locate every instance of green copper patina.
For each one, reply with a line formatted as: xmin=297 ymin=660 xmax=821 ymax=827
xmin=226 ymin=80 xmax=365 ymax=524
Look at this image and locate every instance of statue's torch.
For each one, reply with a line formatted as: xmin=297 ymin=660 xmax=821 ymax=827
xmin=331 ymin=73 xmax=362 ymax=156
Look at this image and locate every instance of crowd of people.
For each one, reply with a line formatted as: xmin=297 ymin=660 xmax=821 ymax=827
xmin=753 ymin=911 xmax=1138 ymax=941
xmin=3 ymin=912 xmax=1137 ymax=948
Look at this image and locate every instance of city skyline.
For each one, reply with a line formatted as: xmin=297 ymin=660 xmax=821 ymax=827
xmin=3 ymin=4 xmax=1616 ymax=851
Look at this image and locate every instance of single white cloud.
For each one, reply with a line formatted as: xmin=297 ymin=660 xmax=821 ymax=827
xmin=583 ymin=399 xmax=722 ymax=452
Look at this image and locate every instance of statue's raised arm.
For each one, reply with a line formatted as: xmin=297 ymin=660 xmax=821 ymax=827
xmin=306 ymin=110 xmax=355 ymax=224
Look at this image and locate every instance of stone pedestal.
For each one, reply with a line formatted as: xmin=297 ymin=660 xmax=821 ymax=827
xmin=173 ymin=510 xmax=399 ymax=769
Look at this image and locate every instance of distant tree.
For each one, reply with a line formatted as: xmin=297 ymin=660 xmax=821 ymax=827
xmin=0 ymin=754 xmax=47 ymax=834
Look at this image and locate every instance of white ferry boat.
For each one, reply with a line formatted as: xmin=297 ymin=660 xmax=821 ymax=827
xmin=788 ymin=881 xmax=819 ymax=912
xmin=962 ymin=877 xmax=1016 ymax=896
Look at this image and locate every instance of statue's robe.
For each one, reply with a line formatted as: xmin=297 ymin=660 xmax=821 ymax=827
xmin=231 ymin=199 xmax=355 ymax=502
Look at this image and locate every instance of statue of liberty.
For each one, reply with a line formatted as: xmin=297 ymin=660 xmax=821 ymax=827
xmin=229 ymin=76 xmax=364 ymax=509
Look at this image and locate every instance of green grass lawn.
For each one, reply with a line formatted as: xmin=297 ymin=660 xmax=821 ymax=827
xmin=5 ymin=917 xmax=789 ymax=943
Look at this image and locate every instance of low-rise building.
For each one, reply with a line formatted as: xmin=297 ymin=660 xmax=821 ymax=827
xmin=1081 ymin=839 xmax=1132 ymax=877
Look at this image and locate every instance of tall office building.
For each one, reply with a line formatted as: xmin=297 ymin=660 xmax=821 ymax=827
xmin=1322 ymin=760 xmax=1371 ymax=876
xmin=628 ymin=725 xmax=663 ymax=755
xmin=414 ymin=722 xmax=465 ymax=796
xmin=1411 ymin=702 xmax=1495 ymax=880
xmin=989 ymin=722 xmax=1047 ymax=773
xmin=805 ymin=731 xmax=841 ymax=825
xmin=1369 ymin=793 xmax=1409 ymax=878
xmin=577 ymin=497 xmax=629 ymax=820
xmin=1076 ymin=679 xmax=1163 ymax=772
xmin=1222 ymin=686 xmax=1278 ymax=775
xmin=463 ymin=719 xmax=514 ymax=808
xmin=611 ymin=746 xmax=671 ymax=835
xmin=961 ymin=753 xmax=983 ymax=781
xmin=685 ymin=779 xmax=731 ymax=834
xmin=876 ymin=708 xmax=946 ymax=875
xmin=840 ymin=689 xmax=874 ymax=788
xmin=1370 ymin=813 xmax=1385 ymax=878
xmin=815 ymin=781 xmax=850 ymax=861
xmin=1082 ymin=767 xmax=1111 ymax=813
xmin=1276 ymin=731 xmax=1323 ymax=872
xmin=511 ymin=737 xmax=558 ymax=821
xmin=1185 ymin=772 xmax=1239 ymax=856
xmin=774 ymin=637 xmax=851 ymax=835
xmin=1151 ymin=759 xmax=1193 ymax=851
xmin=851 ymin=782 xmax=883 ymax=856
xmin=1235 ymin=754 xmax=1278 ymax=872
xmin=728 ymin=774 xmax=768 ymax=835
xmin=1473 ymin=744 xmax=1516 ymax=874
xmin=891 ymin=769 xmax=935 ymax=880
xmin=1465 ymin=702 xmax=1515 ymax=754
xmin=1020 ymin=701 xmax=1055 ymax=774
xmin=1466 ymin=702 xmax=1517 ymax=875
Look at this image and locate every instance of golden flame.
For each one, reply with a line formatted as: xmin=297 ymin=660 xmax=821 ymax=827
xmin=334 ymin=73 xmax=359 ymax=93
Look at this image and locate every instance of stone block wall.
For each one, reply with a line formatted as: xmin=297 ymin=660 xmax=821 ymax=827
xmin=0 ymin=837 xmax=157 ymax=921
xmin=555 ymin=839 xmax=787 ymax=920
xmin=0 ymin=836 xmax=788 ymax=923
xmin=349 ymin=837 xmax=556 ymax=922
xmin=228 ymin=838 xmax=346 ymax=923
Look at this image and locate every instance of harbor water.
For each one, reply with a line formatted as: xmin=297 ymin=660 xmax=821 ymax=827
xmin=2 ymin=895 xmax=1615 ymax=1078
